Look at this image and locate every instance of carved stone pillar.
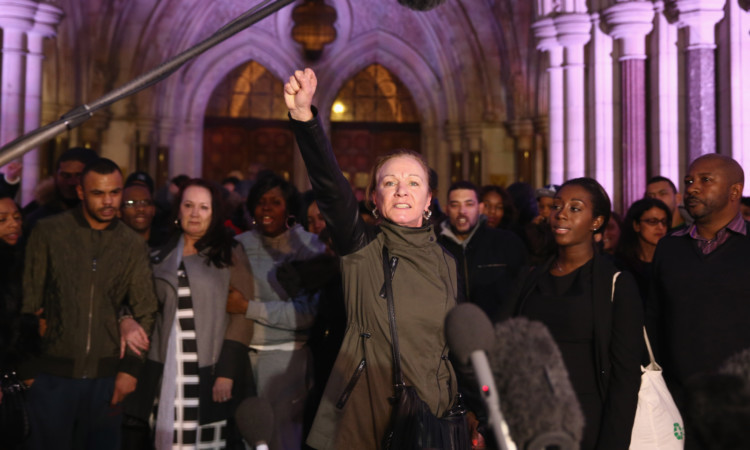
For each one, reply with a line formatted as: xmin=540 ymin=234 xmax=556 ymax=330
xmin=79 ymin=112 xmax=110 ymax=153
xmin=0 ymin=0 xmax=36 ymax=146
xmin=135 ymin=116 xmax=157 ymax=173
xmin=445 ymin=123 xmax=463 ymax=184
xmin=588 ymin=11 xmax=616 ymax=201
xmin=534 ymin=116 xmax=549 ymax=186
xmin=21 ymin=3 xmax=63 ymax=204
xmin=604 ymin=1 xmax=655 ymax=209
xmin=532 ymin=17 xmax=565 ymax=185
xmin=556 ymin=13 xmax=591 ymax=179
xmin=155 ymin=119 xmax=175 ymax=185
xmin=507 ymin=119 xmax=535 ymax=184
xmin=649 ymin=1 xmax=681 ymax=187
xmin=464 ymin=123 xmax=483 ymax=185
xmin=666 ymin=0 xmax=726 ymax=161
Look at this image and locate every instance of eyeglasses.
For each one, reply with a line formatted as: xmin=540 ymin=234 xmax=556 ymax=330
xmin=640 ymin=218 xmax=668 ymax=227
xmin=122 ymin=199 xmax=153 ymax=209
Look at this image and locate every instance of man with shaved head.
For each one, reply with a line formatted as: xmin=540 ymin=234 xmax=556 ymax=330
xmin=647 ymin=154 xmax=750 ymax=421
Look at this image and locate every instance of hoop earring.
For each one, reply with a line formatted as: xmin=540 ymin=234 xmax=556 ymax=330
xmin=423 ymin=209 xmax=432 ymax=221
xmin=372 ymin=208 xmax=379 ymax=219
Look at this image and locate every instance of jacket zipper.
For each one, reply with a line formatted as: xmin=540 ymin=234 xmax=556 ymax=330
xmin=462 ymin=250 xmax=470 ymax=299
xmin=336 ymin=358 xmax=367 ymax=409
xmin=336 ymin=332 xmax=371 ymax=409
xmin=84 ymin=257 xmax=97 ymax=377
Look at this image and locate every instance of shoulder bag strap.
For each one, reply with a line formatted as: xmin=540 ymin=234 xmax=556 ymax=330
xmin=643 ymin=326 xmax=657 ymax=365
xmin=382 ymin=245 xmax=405 ymax=390
xmin=610 ymin=271 xmax=621 ymax=303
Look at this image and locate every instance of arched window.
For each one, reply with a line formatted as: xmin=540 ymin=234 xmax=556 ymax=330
xmin=203 ymin=61 xmax=294 ymax=182
xmin=329 ymin=64 xmax=421 ymax=192
xmin=330 ymin=63 xmax=419 ymax=123
xmin=205 ymin=61 xmax=287 ymax=119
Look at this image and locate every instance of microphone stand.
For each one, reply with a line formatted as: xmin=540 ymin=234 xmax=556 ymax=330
xmin=0 ymin=0 xmax=296 ymax=167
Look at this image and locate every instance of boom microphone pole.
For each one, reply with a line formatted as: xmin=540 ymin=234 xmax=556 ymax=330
xmin=0 ymin=0 xmax=296 ymax=167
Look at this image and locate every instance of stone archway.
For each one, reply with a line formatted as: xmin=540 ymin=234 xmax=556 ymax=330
xmin=155 ymin=27 xmax=454 ymax=190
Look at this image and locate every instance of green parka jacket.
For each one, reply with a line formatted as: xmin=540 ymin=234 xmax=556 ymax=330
xmin=292 ymin=111 xmax=459 ymax=449
xmin=22 ymin=207 xmax=158 ymax=379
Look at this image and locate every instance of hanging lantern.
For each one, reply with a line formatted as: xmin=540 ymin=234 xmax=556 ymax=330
xmin=291 ymin=0 xmax=338 ymax=60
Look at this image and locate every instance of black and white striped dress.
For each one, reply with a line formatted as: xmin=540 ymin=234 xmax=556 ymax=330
xmin=159 ymin=262 xmax=226 ymax=449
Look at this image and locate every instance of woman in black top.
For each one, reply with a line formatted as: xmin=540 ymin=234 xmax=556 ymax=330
xmin=0 ymin=193 xmax=37 ymax=449
xmin=616 ymin=198 xmax=671 ymax=301
xmin=511 ymin=178 xmax=643 ymax=449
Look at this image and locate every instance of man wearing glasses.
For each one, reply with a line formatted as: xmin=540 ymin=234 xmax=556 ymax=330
xmin=120 ymin=172 xmax=168 ymax=248
xmin=120 ymin=185 xmax=156 ymax=242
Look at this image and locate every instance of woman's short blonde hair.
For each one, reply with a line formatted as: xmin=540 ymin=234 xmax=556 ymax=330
xmin=364 ymin=149 xmax=430 ymax=210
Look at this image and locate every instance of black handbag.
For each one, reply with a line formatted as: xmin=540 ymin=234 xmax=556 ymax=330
xmin=380 ymin=246 xmax=470 ymax=450
xmin=0 ymin=370 xmax=30 ymax=448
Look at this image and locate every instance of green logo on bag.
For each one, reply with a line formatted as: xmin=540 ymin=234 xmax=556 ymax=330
xmin=674 ymin=423 xmax=684 ymax=440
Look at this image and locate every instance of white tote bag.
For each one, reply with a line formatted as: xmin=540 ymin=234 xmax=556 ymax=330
xmin=629 ymin=327 xmax=685 ymax=449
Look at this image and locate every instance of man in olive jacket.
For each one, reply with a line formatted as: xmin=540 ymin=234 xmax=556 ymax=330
xmin=22 ymin=158 xmax=158 ymax=450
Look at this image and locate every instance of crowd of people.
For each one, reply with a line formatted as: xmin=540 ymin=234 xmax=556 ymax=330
xmin=1 ymin=67 xmax=749 ymax=450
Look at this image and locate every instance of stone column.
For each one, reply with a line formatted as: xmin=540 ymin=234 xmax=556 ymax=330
xmin=649 ymin=1 xmax=681 ymax=186
xmin=556 ymin=13 xmax=592 ymax=179
xmin=0 ymin=0 xmax=36 ymax=146
xmin=171 ymin=121 xmax=202 ymax=177
xmin=21 ymin=2 xmax=63 ymax=205
xmin=421 ymin=124 xmax=438 ymax=170
xmin=604 ymin=1 xmax=655 ymax=209
xmin=464 ymin=123 xmax=483 ymax=185
xmin=155 ymin=119 xmax=175 ymax=185
xmin=587 ymin=11 xmax=616 ymax=203
xmin=444 ymin=123 xmax=463 ymax=184
xmin=432 ymin=125 xmax=451 ymax=196
xmin=717 ymin=1 xmax=750 ymax=193
xmin=136 ymin=116 xmax=157 ymax=171
xmin=532 ymin=17 xmax=565 ymax=185
xmin=507 ymin=119 xmax=535 ymax=184
xmin=666 ymin=0 xmax=726 ymax=161
xmin=534 ymin=116 xmax=549 ymax=186
xmin=80 ymin=112 xmax=110 ymax=152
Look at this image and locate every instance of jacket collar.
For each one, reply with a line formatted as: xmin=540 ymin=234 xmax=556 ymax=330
xmin=439 ymin=216 xmax=486 ymax=247
xmin=72 ymin=205 xmax=119 ymax=231
xmin=380 ymin=219 xmax=435 ymax=249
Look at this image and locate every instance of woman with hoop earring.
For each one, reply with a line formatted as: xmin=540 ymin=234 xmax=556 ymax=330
xmin=234 ymin=171 xmax=326 ymax=450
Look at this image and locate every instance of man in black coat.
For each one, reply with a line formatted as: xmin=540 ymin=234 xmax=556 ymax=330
xmin=438 ymin=181 xmax=528 ymax=320
xmin=23 ymin=146 xmax=98 ymax=231
xmin=647 ymin=154 xmax=750 ymax=430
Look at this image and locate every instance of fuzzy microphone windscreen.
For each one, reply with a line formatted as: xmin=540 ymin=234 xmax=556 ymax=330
xmin=490 ymin=317 xmax=584 ymax=449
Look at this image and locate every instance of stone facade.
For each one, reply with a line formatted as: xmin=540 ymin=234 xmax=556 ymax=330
xmin=1 ymin=0 xmax=749 ymax=209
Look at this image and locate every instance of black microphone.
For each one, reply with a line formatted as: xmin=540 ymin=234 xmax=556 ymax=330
xmin=235 ymin=397 xmax=274 ymax=449
xmin=397 ymin=0 xmax=447 ymax=11
xmin=489 ymin=317 xmax=584 ymax=450
xmin=446 ymin=303 xmax=515 ymax=450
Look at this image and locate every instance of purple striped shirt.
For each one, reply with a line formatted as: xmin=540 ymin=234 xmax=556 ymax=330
xmin=673 ymin=212 xmax=747 ymax=254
